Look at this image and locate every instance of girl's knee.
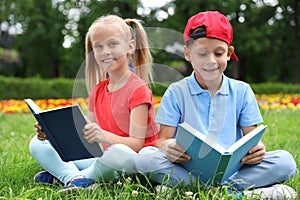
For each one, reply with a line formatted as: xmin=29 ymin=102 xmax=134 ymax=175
xmin=135 ymin=146 xmax=158 ymax=166
xmin=99 ymin=144 xmax=137 ymax=171
xmin=107 ymin=144 xmax=136 ymax=154
xmin=138 ymin=146 xmax=158 ymax=154
xmin=29 ymin=136 xmax=57 ymax=159
xmin=29 ymin=136 xmax=41 ymax=156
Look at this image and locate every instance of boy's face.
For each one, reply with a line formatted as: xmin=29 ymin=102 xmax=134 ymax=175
xmin=184 ymin=38 xmax=234 ymax=87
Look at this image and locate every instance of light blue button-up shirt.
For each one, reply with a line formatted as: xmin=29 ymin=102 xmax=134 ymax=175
xmin=156 ymin=72 xmax=263 ymax=149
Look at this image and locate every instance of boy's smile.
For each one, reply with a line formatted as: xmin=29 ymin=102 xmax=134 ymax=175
xmin=184 ymin=37 xmax=233 ymax=91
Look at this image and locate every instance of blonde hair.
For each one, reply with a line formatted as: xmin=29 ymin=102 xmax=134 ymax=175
xmin=85 ymin=15 xmax=153 ymax=93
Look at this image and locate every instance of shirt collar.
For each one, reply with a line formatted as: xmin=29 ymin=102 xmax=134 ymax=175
xmin=187 ymin=71 xmax=229 ymax=96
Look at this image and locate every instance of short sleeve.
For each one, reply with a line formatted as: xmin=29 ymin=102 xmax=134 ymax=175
xmin=156 ymin=84 xmax=182 ymax=127
xmin=128 ymin=85 xmax=153 ymax=110
xmin=239 ymin=84 xmax=263 ymax=126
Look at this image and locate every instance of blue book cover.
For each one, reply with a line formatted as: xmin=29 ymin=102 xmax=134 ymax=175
xmin=175 ymin=122 xmax=267 ymax=185
xmin=25 ymin=99 xmax=103 ymax=161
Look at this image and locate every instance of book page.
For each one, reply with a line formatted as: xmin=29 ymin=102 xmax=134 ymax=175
xmin=24 ymin=99 xmax=41 ymax=114
xmin=42 ymin=104 xmax=75 ymax=113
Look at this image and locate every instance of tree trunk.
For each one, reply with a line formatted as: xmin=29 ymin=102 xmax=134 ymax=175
xmin=294 ymin=0 xmax=300 ymax=83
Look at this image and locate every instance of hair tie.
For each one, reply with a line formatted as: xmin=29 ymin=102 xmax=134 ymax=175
xmin=125 ymin=18 xmax=135 ymax=39
xmin=125 ymin=18 xmax=132 ymax=26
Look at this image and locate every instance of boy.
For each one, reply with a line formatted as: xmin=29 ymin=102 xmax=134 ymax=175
xmin=136 ymin=11 xmax=297 ymax=199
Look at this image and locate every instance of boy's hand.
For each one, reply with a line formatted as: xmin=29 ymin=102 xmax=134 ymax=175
xmin=34 ymin=122 xmax=47 ymax=140
xmin=241 ymin=141 xmax=265 ymax=164
xmin=164 ymin=139 xmax=190 ymax=163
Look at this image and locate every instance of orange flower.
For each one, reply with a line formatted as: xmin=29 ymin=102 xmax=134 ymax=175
xmin=1 ymin=94 xmax=300 ymax=114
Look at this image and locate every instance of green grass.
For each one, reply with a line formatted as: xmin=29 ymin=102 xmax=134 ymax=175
xmin=0 ymin=111 xmax=299 ymax=199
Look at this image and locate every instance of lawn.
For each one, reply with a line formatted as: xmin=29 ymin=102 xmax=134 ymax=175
xmin=0 ymin=110 xmax=299 ymax=199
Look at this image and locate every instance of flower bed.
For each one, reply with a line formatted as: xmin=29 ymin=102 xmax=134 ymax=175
xmin=0 ymin=94 xmax=300 ymax=114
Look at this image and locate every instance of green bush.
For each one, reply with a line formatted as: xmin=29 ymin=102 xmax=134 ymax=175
xmin=0 ymin=76 xmax=300 ymax=100
xmin=251 ymin=82 xmax=300 ymax=94
xmin=0 ymin=76 xmax=77 ymax=100
xmin=0 ymin=76 xmax=167 ymax=100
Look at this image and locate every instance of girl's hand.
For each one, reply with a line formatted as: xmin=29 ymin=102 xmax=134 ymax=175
xmin=241 ymin=141 xmax=265 ymax=164
xmin=164 ymin=139 xmax=190 ymax=163
xmin=83 ymin=122 xmax=108 ymax=144
xmin=34 ymin=122 xmax=47 ymax=140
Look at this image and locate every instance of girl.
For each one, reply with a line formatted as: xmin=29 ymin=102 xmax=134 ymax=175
xmin=29 ymin=15 xmax=158 ymax=191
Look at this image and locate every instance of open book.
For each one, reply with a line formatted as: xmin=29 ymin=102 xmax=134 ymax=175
xmin=175 ymin=122 xmax=267 ymax=185
xmin=25 ymin=99 xmax=103 ymax=161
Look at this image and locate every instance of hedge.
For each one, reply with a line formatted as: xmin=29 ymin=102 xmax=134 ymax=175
xmin=0 ymin=76 xmax=87 ymax=100
xmin=0 ymin=76 xmax=300 ymax=100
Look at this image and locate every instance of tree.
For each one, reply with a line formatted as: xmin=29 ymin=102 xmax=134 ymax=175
xmin=1 ymin=0 xmax=299 ymax=83
xmin=0 ymin=0 xmax=67 ymax=77
xmin=148 ymin=0 xmax=299 ymax=83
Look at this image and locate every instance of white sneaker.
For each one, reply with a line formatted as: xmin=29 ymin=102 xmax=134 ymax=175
xmin=243 ymin=184 xmax=297 ymax=200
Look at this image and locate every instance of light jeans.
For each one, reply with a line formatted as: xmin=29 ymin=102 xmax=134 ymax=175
xmin=135 ymin=146 xmax=297 ymax=190
xmin=29 ymin=136 xmax=137 ymax=184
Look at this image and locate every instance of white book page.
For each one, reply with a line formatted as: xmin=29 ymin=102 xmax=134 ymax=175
xmin=42 ymin=104 xmax=76 ymax=113
xmin=25 ymin=99 xmax=41 ymax=114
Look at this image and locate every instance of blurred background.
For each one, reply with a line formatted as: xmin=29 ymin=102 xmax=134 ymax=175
xmin=0 ymin=0 xmax=299 ymax=83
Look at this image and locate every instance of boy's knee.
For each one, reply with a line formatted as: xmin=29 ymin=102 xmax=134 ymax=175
xmin=271 ymin=150 xmax=297 ymax=180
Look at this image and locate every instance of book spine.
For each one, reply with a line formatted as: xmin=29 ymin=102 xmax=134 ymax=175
xmin=34 ymin=113 xmax=66 ymax=159
xmin=213 ymin=153 xmax=231 ymax=185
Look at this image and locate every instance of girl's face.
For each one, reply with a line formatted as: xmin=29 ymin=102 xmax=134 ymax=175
xmin=89 ymin=23 xmax=135 ymax=73
xmin=184 ymin=38 xmax=234 ymax=89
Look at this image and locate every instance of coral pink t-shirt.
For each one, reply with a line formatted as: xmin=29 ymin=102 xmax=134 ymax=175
xmin=88 ymin=73 xmax=158 ymax=148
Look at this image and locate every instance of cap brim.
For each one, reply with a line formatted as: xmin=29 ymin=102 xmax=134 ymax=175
xmin=231 ymin=52 xmax=239 ymax=61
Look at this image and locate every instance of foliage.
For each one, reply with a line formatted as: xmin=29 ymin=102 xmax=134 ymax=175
xmin=0 ymin=76 xmax=169 ymax=100
xmin=251 ymin=82 xmax=300 ymax=94
xmin=0 ymin=111 xmax=298 ymax=199
xmin=2 ymin=75 xmax=300 ymax=100
xmin=0 ymin=0 xmax=299 ymax=83
xmin=0 ymin=47 xmax=20 ymax=64
xmin=0 ymin=76 xmax=79 ymax=100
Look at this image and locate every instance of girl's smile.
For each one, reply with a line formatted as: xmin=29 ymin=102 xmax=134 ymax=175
xmin=90 ymin=23 xmax=133 ymax=73
xmin=101 ymin=58 xmax=116 ymax=69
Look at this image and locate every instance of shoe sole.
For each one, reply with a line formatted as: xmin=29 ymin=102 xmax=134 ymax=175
xmin=57 ymin=183 xmax=98 ymax=194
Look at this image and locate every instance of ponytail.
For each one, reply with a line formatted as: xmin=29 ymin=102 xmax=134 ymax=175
xmin=125 ymin=18 xmax=153 ymax=83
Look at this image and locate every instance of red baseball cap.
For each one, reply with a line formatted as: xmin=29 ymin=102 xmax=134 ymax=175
xmin=184 ymin=11 xmax=239 ymax=61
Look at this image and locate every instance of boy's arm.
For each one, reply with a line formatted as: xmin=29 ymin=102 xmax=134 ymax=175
xmin=155 ymin=124 xmax=190 ymax=163
xmin=241 ymin=125 xmax=266 ymax=164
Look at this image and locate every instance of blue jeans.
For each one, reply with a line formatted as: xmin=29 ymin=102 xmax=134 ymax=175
xmin=29 ymin=136 xmax=137 ymax=184
xmin=135 ymin=146 xmax=297 ymax=190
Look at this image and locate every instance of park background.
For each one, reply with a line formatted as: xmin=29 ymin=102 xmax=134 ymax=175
xmin=0 ymin=0 xmax=299 ymax=199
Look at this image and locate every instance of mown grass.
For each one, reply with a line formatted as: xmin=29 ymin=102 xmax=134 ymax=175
xmin=0 ymin=110 xmax=299 ymax=199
